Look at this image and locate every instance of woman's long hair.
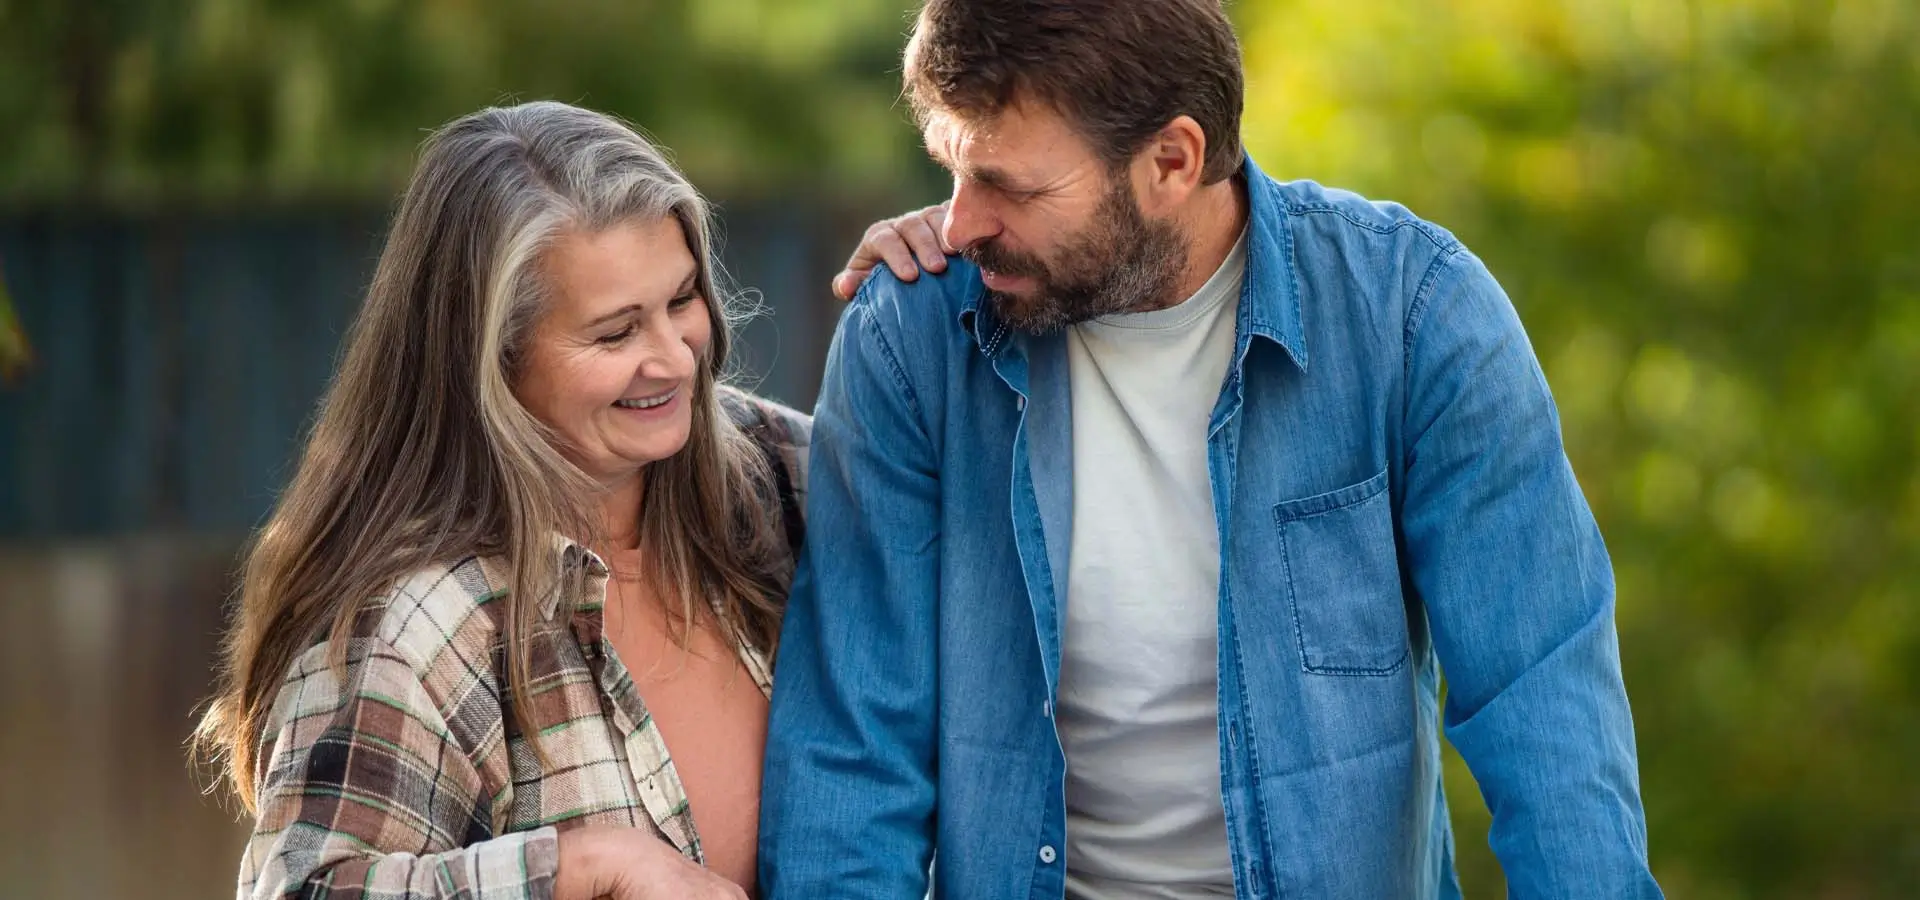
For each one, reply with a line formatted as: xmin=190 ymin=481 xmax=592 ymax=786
xmin=193 ymin=101 xmax=786 ymax=812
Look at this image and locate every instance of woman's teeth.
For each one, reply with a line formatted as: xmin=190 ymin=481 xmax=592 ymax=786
xmin=614 ymin=390 xmax=675 ymax=410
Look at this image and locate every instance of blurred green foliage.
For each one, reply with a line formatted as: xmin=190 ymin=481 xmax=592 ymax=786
xmin=0 ymin=0 xmax=935 ymax=202
xmin=3 ymin=0 xmax=1916 ymax=895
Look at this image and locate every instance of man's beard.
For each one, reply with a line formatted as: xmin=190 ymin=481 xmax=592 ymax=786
xmin=963 ymin=176 xmax=1186 ymax=334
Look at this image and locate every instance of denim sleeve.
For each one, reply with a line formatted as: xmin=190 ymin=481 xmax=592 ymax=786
xmin=1399 ymin=250 xmax=1663 ymax=898
xmin=759 ymin=295 xmax=940 ymax=900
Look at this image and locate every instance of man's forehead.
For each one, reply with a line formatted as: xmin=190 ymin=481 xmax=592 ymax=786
xmin=921 ymin=110 xmax=999 ymax=163
xmin=921 ymin=102 xmax=1083 ymax=171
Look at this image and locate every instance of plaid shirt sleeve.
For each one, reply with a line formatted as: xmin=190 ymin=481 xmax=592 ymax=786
xmin=239 ymin=576 xmax=559 ymax=900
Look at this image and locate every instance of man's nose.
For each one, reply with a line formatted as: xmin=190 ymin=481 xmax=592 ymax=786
xmin=942 ymin=180 xmax=1000 ymax=252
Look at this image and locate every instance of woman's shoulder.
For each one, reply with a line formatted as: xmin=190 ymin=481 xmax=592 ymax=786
xmin=718 ymin=384 xmax=811 ymax=451
xmin=717 ymin=385 xmax=812 ymax=555
xmin=281 ymin=556 xmax=510 ymax=698
xmin=719 ymin=384 xmax=810 ymax=495
xmin=266 ymin=556 xmax=510 ymax=750
xmin=367 ymin=556 xmax=512 ymax=658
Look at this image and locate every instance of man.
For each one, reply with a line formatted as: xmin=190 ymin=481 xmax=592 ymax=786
xmin=762 ymin=1 xmax=1662 ymax=898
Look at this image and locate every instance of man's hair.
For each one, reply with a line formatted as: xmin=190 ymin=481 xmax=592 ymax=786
xmin=904 ymin=0 xmax=1245 ymax=184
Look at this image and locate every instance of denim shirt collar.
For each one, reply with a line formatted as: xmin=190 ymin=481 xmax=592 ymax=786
xmin=954 ymin=154 xmax=1308 ymax=372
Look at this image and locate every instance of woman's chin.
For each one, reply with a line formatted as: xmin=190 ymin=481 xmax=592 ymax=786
xmin=624 ymin=429 xmax=695 ymax=470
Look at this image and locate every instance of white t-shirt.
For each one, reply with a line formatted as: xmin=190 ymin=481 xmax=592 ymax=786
xmin=1057 ymin=229 xmax=1249 ymax=900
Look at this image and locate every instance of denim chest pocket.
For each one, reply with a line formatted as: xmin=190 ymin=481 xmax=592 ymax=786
xmin=1273 ymin=469 xmax=1410 ymax=676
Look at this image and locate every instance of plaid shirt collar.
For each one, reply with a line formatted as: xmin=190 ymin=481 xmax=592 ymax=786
xmin=478 ymin=534 xmax=775 ymax=701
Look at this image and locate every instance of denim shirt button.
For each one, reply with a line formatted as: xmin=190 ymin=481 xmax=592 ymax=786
xmin=1016 ymin=395 xmax=1027 ymax=411
xmin=1038 ymin=845 xmax=1057 ymax=864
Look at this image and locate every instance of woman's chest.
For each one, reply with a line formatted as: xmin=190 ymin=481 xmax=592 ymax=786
xmin=603 ymin=594 xmax=770 ymax=883
xmin=488 ymin=595 xmax=770 ymax=868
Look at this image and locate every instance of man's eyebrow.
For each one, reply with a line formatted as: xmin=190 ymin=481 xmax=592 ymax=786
xmin=974 ymin=166 xmax=1031 ymax=191
xmin=927 ymin=149 xmax=1029 ymax=192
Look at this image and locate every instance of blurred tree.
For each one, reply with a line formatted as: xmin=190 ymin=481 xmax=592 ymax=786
xmin=0 ymin=0 xmax=937 ymax=203
xmin=1236 ymin=0 xmax=1920 ymax=896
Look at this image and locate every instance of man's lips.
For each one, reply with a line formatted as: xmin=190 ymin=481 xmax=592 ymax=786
xmin=980 ymin=268 xmax=1035 ymax=291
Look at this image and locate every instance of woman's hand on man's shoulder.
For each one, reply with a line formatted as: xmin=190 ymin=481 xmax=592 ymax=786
xmin=833 ymin=203 xmax=953 ymax=301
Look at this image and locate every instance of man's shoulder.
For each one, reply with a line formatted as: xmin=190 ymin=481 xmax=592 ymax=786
xmin=1261 ymin=176 xmax=1464 ymax=257
xmin=839 ymin=261 xmax=989 ymax=391
xmin=1250 ymin=173 xmax=1485 ymax=340
xmin=847 ymin=262 xmax=983 ymax=347
xmin=1267 ymin=176 xmax=1459 ymax=245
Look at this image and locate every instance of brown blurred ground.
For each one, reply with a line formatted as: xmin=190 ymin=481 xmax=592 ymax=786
xmin=1 ymin=538 xmax=248 ymax=899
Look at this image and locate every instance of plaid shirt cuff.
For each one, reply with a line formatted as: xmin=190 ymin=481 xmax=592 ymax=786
xmin=456 ymin=825 xmax=560 ymax=900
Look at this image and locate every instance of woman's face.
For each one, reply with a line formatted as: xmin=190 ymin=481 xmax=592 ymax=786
xmin=514 ymin=216 xmax=713 ymax=487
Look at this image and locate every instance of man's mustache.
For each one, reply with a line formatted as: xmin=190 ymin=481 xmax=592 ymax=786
xmin=962 ymin=241 xmax=1046 ymax=280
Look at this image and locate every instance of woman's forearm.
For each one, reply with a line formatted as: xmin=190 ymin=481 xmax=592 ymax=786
xmin=246 ymin=825 xmax=560 ymax=900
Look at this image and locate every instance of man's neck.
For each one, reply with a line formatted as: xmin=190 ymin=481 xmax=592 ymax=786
xmin=1170 ymin=175 xmax=1249 ymax=302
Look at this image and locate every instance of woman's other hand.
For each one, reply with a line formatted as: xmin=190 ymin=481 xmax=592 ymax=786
xmin=556 ymin=824 xmax=748 ymax=900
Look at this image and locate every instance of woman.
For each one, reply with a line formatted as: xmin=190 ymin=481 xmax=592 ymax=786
xmin=193 ymin=100 xmax=935 ymax=900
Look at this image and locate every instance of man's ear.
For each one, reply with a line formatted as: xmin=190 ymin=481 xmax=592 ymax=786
xmin=1134 ymin=115 xmax=1209 ymax=215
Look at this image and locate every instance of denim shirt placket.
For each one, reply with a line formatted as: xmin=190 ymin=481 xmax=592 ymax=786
xmin=1208 ymin=289 xmax=1285 ymax=900
xmin=978 ymin=320 xmax=1073 ymax=900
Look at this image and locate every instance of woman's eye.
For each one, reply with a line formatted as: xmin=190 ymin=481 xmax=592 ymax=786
xmin=596 ymin=324 xmax=636 ymax=345
xmin=668 ymin=292 xmax=701 ymax=311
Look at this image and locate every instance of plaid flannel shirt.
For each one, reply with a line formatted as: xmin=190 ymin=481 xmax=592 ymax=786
xmin=236 ymin=388 xmax=809 ymax=900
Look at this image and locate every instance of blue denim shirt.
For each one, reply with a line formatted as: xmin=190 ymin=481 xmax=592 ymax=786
xmin=760 ymin=157 xmax=1660 ymax=900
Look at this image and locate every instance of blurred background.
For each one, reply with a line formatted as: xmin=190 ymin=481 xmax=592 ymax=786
xmin=0 ymin=0 xmax=1915 ymax=897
